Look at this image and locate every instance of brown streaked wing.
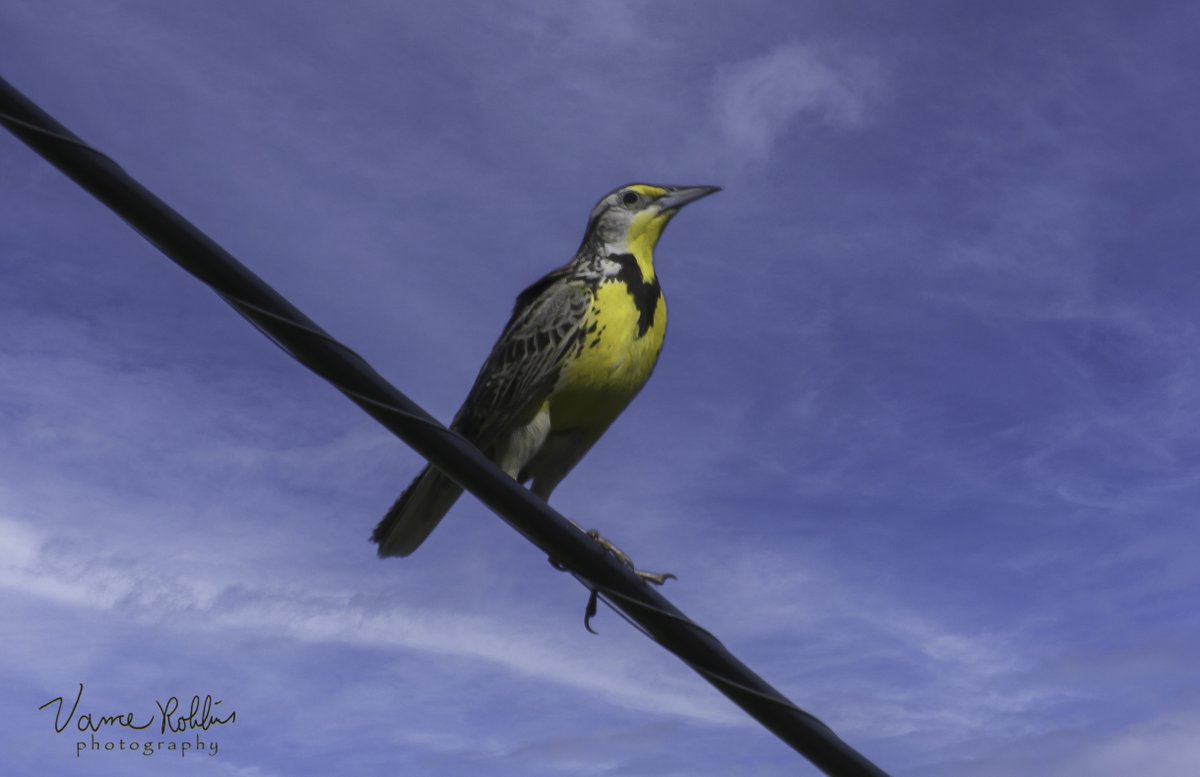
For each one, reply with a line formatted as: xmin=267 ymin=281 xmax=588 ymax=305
xmin=450 ymin=270 xmax=592 ymax=450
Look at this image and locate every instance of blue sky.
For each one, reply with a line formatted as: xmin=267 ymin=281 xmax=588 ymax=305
xmin=2 ymin=1 xmax=1198 ymax=775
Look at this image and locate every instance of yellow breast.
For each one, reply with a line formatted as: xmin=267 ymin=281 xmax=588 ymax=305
xmin=549 ymin=280 xmax=667 ymax=431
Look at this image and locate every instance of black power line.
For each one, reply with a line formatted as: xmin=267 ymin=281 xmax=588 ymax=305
xmin=0 ymin=74 xmax=890 ymax=777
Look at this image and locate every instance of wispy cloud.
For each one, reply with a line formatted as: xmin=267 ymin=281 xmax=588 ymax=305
xmin=710 ymin=42 xmax=882 ymax=162
xmin=925 ymin=712 xmax=1200 ymax=777
xmin=0 ymin=515 xmax=740 ymax=727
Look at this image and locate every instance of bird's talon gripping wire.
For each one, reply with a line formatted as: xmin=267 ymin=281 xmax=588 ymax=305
xmin=584 ymin=528 xmax=633 ymax=567
xmin=582 ymin=527 xmax=676 ymax=588
xmin=548 ymin=530 xmax=675 ymax=632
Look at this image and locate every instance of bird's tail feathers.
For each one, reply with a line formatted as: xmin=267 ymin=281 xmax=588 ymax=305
xmin=372 ymin=465 xmax=463 ymax=557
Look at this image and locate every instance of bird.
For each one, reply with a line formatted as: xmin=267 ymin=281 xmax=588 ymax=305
xmin=372 ymin=182 xmax=720 ymax=563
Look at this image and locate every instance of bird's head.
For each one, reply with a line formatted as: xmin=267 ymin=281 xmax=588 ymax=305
xmin=581 ymin=183 xmax=721 ymax=256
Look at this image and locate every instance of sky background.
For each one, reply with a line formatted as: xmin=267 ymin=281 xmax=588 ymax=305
xmin=1 ymin=1 xmax=1198 ymax=775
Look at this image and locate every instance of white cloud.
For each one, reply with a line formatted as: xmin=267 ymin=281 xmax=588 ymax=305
xmin=1061 ymin=716 xmax=1200 ymax=777
xmin=711 ymin=42 xmax=881 ymax=161
xmin=926 ymin=713 xmax=1200 ymax=777
xmin=212 ymin=762 xmax=286 ymax=777
xmin=0 ymin=514 xmax=741 ymax=727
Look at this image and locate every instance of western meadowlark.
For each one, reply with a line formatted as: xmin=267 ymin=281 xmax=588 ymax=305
xmin=372 ymin=183 xmax=719 ymax=565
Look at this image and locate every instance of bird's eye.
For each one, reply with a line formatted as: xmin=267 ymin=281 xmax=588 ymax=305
xmin=621 ymin=191 xmax=639 ymax=206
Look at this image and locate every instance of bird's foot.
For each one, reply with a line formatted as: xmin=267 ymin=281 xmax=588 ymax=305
xmin=583 ymin=528 xmax=676 ymax=587
xmin=547 ymin=524 xmax=675 ymax=634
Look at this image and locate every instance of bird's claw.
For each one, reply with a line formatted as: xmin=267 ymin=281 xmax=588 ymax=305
xmin=583 ymin=528 xmax=675 ymax=587
xmin=548 ymin=523 xmax=675 ymax=633
xmin=634 ymin=569 xmax=677 ymax=586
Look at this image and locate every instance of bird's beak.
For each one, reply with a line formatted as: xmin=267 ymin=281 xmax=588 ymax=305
xmin=656 ymin=185 xmax=722 ymax=213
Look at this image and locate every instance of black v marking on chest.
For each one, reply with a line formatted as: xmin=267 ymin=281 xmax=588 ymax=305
xmin=609 ymin=253 xmax=662 ymax=338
